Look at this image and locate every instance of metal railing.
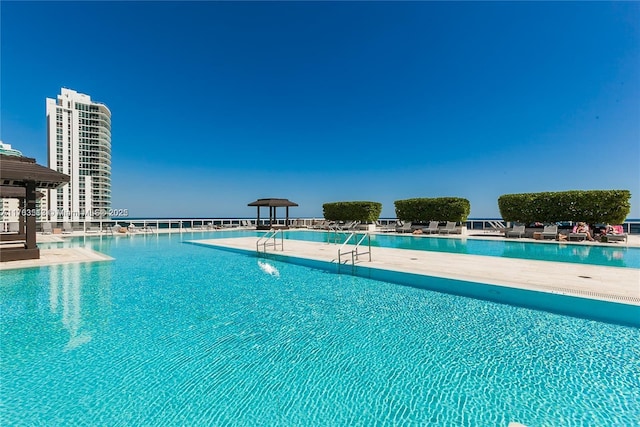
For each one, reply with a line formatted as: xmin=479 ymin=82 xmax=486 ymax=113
xmin=256 ymin=229 xmax=284 ymax=253
xmin=325 ymin=221 xmax=363 ymax=244
xmin=326 ymin=226 xmax=349 ymax=245
xmin=465 ymin=220 xmax=640 ymax=235
xmin=338 ymin=232 xmax=371 ymax=265
xmin=1 ymin=217 xmax=638 ymax=235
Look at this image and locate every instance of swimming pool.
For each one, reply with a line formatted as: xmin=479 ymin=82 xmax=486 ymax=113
xmin=2 ymin=234 xmax=639 ymax=425
xmin=50 ymin=229 xmax=639 ymax=268
xmin=280 ymin=230 xmax=640 ymax=269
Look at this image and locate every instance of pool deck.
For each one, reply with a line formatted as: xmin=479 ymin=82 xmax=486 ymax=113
xmin=0 ymin=246 xmax=113 ymax=271
xmin=192 ymin=236 xmax=640 ymax=306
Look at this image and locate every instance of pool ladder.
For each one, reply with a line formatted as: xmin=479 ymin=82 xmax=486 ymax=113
xmin=257 ymin=228 xmax=284 ymax=253
xmin=337 ymin=232 xmax=371 ymax=265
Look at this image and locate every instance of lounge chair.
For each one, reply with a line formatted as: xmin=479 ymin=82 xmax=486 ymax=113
xmin=540 ymin=225 xmax=558 ymax=240
xmin=86 ymin=226 xmax=100 ymax=234
xmin=604 ymin=234 xmax=627 ymax=243
xmin=422 ymin=221 xmax=440 ymax=234
xmin=289 ymin=219 xmax=303 ymax=228
xmin=506 ymin=225 xmax=525 ymax=238
xmin=62 ymin=223 xmax=73 ymax=234
xmin=311 ymin=220 xmax=328 ymax=229
xmin=326 ymin=221 xmax=340 ymax=231
xmin=339 ymin=221 xmax=360 ymax=231
xmin=42 ymin=223 xmax=52 ymax=235
xmin=569 ymin=225 xmax=589 ymax=241
xmin=8 ymin=222 xmax=20 ymax=233
xmin=376 ymin=220 xmax=397 ymax=233
xmin=602 ymin=225 xmax=628 ymax=243
xmin=396 ymin=221 xmax=413 ymax=233
xmin=438 ymin=221 xmax=457 ymax=235
xmin=140 ymin=225 xmax=155 ymax=233
xmin=111 ymin=224 xmax=126 ymax=234
xmin=486 ymin=220 xmax=506 ymax=233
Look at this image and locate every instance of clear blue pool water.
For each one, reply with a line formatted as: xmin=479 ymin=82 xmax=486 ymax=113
xmin=39 ymin=229 xmax=640 ymax=268
xmin=282 ymin=230 xmax=640 ymax=269
xmin=2 ymin=234 xmax=639 ymax=425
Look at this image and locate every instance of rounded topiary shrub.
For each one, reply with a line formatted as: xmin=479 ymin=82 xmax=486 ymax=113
xmin=394 ymin=197 xmax=470 ymax=223
xmin=322 ymin=201 xmax=382 ymax=222
xmin=498 ymin=190 xmax=631 ymax=224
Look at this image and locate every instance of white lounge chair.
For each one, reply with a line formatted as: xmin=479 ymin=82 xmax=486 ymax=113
xmin=311 ymin=220 xmax=329 ymax=229
xmin=540 ymin=225 xmax=558 ymax=240
xmin=396 ymin=221 xmax=413 ymax=233
xmin=604 ymin=233 xmax=627 ymax=243
xmin=506 ymin=225 xmax=525 ymax=238
xmin=337 ymin=221 xmax=358 ymax=231
xmin=139 ymin=225 xmax=153 ymax=233
xmin=422 ymin=221 xmax=440 ymax=234
xmin=375 ymin=221 xmax=397 ymax=233
xmin=62 ymin=223 xmax=73 ymax=234
xmin=42 ymin=223 xmax=52 ymax=235
xmin=486 ymin=220 xmax=506 ymax=233
xmin=438 ymin=221 xmax=457 ymax=235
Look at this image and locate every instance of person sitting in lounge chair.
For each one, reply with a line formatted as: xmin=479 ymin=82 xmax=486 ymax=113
xmin=601 ymin=224 xmax=628 ymax=243
xmin=574 ymin=222 xmax=594 ymax=241
xmin=604 ymin=224 xmax=620 ymax=235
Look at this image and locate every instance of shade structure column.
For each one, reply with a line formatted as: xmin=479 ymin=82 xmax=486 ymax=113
xmin=25 ymin=181 xmax=37 ymax=250
xmin=256 ymin=207 xmax=261 ymax=228
xmin=18 ymin=196 xmax=25 ymax=235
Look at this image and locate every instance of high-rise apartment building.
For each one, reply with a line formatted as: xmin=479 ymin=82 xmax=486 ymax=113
xmin=0 ymin=142 xmax=23 ymax=227
xmin=46 ymin=88 xmax=111 ymax=220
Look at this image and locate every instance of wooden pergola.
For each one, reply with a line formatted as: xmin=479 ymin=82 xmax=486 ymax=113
xmin=1 ymin=153 xmax=70 ymax=262
xmin=248 ymin=198 xmax=299 ymax=230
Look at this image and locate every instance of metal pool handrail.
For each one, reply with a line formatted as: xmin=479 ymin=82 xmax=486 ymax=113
xmin=256 ymin=228 xmax=284 ymax=253
xmin=338 ymin=232 xmax=371 ymax=265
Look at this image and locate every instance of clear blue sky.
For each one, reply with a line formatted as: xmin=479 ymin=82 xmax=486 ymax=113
xmin=2 ymin=1 xmax=639 ymax=219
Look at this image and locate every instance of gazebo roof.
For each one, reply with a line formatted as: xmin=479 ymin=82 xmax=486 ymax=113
xmin=0 ymin=154 xmax=70 ymax=189
xmin=247 ymin=198 xmax=299 ymax=207
xmin=0 ymin=187 xmax=45 ymax=199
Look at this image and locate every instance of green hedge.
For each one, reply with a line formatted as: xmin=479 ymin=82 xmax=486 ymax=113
xmin=322 ymin=201 xmax=382 ymax=222
xmin=394 ymin=197 xmax=471 ymax=222
xmin=498 ymin=190 xmax=631 ymax=224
